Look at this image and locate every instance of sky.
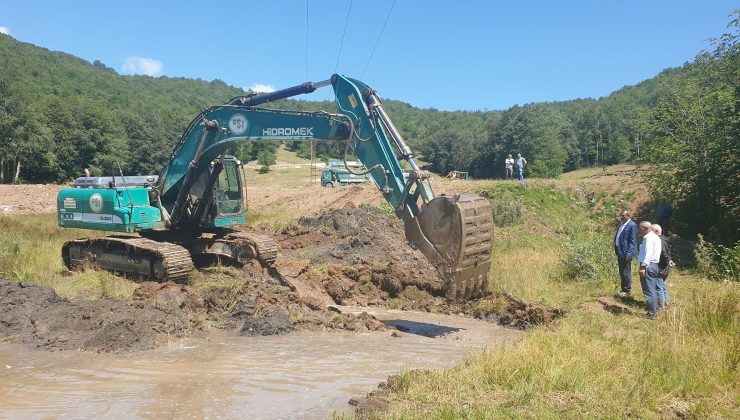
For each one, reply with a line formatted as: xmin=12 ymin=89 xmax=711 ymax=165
xmin=0 ymin=1 xmax=736 ymax=110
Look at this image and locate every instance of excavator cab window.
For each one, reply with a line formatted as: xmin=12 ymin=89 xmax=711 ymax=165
xmin=215 ymin=160 xmax=243 ymax=216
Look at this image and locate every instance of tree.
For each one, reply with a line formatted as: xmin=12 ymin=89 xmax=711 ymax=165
xmin=257 ymin=149 xmax=276 ymax=173
xmin=646 ymin=12 xmax=739 ymax=243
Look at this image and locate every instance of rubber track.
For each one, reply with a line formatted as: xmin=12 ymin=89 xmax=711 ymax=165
xmin=62 ymin=237 xmax=194 ymax=283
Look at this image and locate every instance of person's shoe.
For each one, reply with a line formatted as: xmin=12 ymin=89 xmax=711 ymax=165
xmin=642 ymin=312 xmax=657 ymax=319
xmin=616 ymin=291 xmax=631 ymax=298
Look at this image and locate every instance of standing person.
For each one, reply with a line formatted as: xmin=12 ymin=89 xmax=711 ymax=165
xmin=656 ymin=198 xmax=673 ymax=235
xmin=638 ymin=221 xmax=662 ymax=319
xmin=515 ymin=153 xmax=527 ymax=185
xmin=652 ymin=223 xmax=676 ymax=309
xmin=504 ymin=154 xmax=514 ymax=180
xmin=614 ymin=210 xmax=638 ymax=298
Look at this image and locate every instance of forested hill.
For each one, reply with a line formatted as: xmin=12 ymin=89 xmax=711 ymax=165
xmin=0 ymin=32 xmax=667 ymax=183
xmin=0 ymin=24 xmax=737 ymax=243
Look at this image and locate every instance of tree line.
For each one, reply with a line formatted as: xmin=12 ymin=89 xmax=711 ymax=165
xmin=0 ymin=12 xmax=737 ymax=245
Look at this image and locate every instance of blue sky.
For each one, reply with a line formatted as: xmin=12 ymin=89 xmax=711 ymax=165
xmin=1 ymin=1 xmax=736 ymax=110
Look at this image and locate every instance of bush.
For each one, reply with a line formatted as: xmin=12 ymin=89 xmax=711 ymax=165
xmin=561 ymin=235 xmax=614 ymax=282
xmin=694 ymin=234 xmax=739 ymax=282
xmin=491 ymin=198 xmax=522 ymax=227
xmin=256 ymin=150 xmax=276 ymax=174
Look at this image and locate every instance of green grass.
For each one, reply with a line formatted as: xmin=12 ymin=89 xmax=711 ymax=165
xmin=378 ymin=276 xmax=739 ymax=419
xmin=365 ymin=175 xmax=740 ymax=419
xmin=0 ymin=213 xmax=137 ymax=300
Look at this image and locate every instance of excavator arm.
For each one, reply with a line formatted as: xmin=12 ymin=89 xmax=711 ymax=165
xmin=157 ymin=74 xmax=493 ymax=299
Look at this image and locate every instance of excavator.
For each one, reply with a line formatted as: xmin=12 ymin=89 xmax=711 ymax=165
xmin=56 ymin=74 xmax=493 ymax=300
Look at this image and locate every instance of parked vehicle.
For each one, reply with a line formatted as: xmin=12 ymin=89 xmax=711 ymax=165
xmin=320 ymin=168 xmax=371 ymax=187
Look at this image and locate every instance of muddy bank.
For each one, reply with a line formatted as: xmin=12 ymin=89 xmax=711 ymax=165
xmin=0 ymin=270 xmax=383 ymax=353
xmin=0 ymin=205 xmax=561 ymax=353
xmin=350 ymin=373 xmax=423 ymax=419
xmin=277 ymin=206 xmax=564 ymax=329
xmin=0 ymin=278 xmax=192 ymax=352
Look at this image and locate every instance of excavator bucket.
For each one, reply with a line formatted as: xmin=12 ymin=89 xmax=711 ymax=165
xmin=404 ymin=194 xmax=494 ymax=300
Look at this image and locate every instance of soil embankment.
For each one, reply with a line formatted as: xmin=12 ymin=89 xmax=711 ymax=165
xmin=0 ymin=205 xmax=563 ymax=353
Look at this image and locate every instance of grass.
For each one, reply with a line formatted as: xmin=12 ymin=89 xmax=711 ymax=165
xmin=0 ymin=213 xmax=137 ymax=300
xmin=362 ymin=169 xmax=740 ymax=419
xmin=378 ymin=276 xmax=739 ymax=419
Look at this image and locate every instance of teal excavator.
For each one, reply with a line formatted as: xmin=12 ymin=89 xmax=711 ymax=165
xmin=57 ymin=75 xmax=493 ymax=299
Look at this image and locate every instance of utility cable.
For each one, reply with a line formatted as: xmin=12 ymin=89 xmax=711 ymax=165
xmin=361 ymin=0 xmax=397 ymax=78
xmin=334 ymin=0 xmax=353 ymax=73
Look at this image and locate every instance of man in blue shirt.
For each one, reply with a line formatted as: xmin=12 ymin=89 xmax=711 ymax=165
xmin=614 ymin=210 xmax=638 ymax=298
xmin=515 ymin=153 xmax=527 ymax=185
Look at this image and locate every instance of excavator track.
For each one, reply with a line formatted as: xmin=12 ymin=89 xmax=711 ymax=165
xmin=405 ymin=194 xmax=493 ymax=300
xmin=182 ymin=230 xmax=279 ymax=268
xmin=62 ymin=237 xmax=194 ymax=283
xmin=220 ymin=231 xmax=279 ymax=266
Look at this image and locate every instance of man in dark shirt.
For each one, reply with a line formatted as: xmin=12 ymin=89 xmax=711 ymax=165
xmin=652 ymin=224 xmax=675 ymax=309
xmin=614 ymin=210 xmax=638 ymax=298
xmin=656 ymin=199 xmax=673 ymax=235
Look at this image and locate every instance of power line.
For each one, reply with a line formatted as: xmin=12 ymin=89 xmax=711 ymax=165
xmin=361 ymin=0 xmax=397 ymax=78
xmin=334 ymin=0 xmax=353 ymax=74
xmin=305 ymin=0 xmax=309 ymax=81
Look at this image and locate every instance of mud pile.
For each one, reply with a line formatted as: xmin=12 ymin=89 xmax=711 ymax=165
xmin=189 ymin=263 xmax=384 ymax=336
xmin=278 ymin=206 xmax=446 ymax=306
xmin=277 ymin=205 xmax=564 ymax=329
xmin=0 ymin=206 xmax=561 ymax=353
xmin=0 ymin=278 xmax=192 ymax=352
xmin=0 ymin=268 xmax=384 ymax=353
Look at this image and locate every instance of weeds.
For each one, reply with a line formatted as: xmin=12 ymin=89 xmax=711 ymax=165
xmin=0 ymin=213 xmax=136 ymax=300
xmin=694 ymin=234 xmax=739 ymax=282
xmin=561 ymin=235 xmax=615 ymax=283
xmin=490 ymin=198 xmax=522 ymax=227
xmin=376 ymin=202 xmax=395 ymax=218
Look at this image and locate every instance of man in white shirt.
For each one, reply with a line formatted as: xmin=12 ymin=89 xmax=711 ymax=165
xmin=638 ymin=221 xmax=662 ymax=318
xmin=505 ymin=154 xmax=514 ymax=180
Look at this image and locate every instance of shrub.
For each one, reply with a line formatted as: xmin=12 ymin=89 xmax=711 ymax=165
xmin=491 ymin=198 xmax=522 ymax=227
xmin=694 ymin=234 xmax=739 ymax=282
xmin=257 ymin=150 xmax=275 ymax=174
xmin=561 ymin=235 xmax=614 ymax=282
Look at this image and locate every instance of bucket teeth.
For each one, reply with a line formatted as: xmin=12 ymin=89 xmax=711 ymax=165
xmin=404 ymin=194 xmax=493 ymax=301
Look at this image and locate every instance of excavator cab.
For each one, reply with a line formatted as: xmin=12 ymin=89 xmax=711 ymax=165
xmin=187 ymin=156 xmax=246 ymax=228
xmin=214 ymin=158 xmax=244 ymax=217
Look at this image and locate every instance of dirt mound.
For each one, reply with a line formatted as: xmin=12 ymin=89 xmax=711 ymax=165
xmin=276 ymin=206 xmax=564 ymax=328
xmin=192 ymin=263 xmax=385 ymax=336
xmin=0 ymin=278 xmax=192 ymax=352
xmin=0 ymin=206 xmax=561 ymax=354
xmin=279 ymin=206 xmax=446 ymax=305
xmin=0 ymin=265 xmax=385 ymax=352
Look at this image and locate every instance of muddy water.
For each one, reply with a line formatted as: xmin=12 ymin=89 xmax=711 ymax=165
xmin=0 ymin=308 xmax=521 ymax=419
